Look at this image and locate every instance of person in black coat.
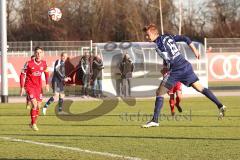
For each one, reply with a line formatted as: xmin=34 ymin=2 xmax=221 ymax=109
xmin=119 ymin=53 xmax=134 ymax=97
xmin=92 ymin=55 xmax=104 ymax=97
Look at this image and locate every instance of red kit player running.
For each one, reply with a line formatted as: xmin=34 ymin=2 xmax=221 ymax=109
xmin=22 ymin=55 xmax=36 ymax=110
xmin=168 ymin=81 xmax=183 ymax=116
xmin=161 ymin=64 xmax=183 ymax=116
xmin=20 ymin=47 xmax=49 ymax=131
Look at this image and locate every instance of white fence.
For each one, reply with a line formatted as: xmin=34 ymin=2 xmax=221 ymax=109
xmin=205 ymin=38 xmax=240 ymax=53
xmin=6 ymin=40 xmax=93 ymax=56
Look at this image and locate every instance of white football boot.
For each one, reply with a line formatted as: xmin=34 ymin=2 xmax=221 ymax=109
xmin=42 ymin=107 xmax=47 ymax=116
xmin=141 ymin=121 xmax=159 ymax=128
xmin=29 ymin=124 xmax=39 ymax=131
xmin=218 ymin=105 xmax=227 ymax=120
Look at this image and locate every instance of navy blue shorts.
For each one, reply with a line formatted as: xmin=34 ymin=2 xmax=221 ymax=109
xmin=52 ymin=81 xmax=64 ymax=93
xmin=162 ymin=62 xmax=199 ymax=90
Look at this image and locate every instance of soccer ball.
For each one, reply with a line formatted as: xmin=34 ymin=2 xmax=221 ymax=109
xmin=48 ymin=8 xmax=62 ymax=21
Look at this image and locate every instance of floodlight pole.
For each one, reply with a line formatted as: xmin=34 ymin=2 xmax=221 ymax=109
xmin=159 ymin=0 xmax=164 ymax=35
xmin=179 ymin=0 xmax=182 ymax=35
xmin=1 ymin=0 xmax=8 ymax=103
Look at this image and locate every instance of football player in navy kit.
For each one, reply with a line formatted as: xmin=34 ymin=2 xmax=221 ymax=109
xmin=142 ymin=24 xmax=226 ymax=128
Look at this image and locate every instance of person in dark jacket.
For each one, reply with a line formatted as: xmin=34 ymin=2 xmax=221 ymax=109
xmin=42 ymin=52 xmax=71 ymax=115
xmin=80 ymin=52 xmax=91 ymax=97
xmin=119 ymin=53 xmax=134 ymax=97
xmin=92 ymin=55 xmax=104 ymax=97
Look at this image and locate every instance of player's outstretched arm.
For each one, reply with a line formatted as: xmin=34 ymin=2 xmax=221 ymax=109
xmin=173 ymin=35 xmax=200 ymax=59
xmin=189 ymin=43 xmax=200 ymax=59
xmin=173 ymin=35 xmax=192 ymax=44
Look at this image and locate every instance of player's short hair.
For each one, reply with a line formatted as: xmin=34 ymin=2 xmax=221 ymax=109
xmin=143 ymin=24 xmax=159 ymax=34
xmin=34 ymin=46 xmax=43 ymax=52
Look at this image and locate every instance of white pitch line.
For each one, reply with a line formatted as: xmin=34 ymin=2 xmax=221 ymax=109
xmin=0 ymin=136 xmax=142 ymax=160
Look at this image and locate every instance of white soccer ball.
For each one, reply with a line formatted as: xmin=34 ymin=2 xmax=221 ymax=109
xmin=48 ymin=8 xmax=62 ymax=21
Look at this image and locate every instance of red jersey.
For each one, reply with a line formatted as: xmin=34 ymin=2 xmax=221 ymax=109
xmin=20 ymin=59 xmax=49 ymax=89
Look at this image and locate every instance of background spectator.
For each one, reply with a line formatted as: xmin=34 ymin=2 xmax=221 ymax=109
xmin=119 ymin=53 xmax=134 ymax=97
xmin=92 ymin=54 xmax=104 ymax=98
xmin=80 ymin=51 xmax=91 ymax=97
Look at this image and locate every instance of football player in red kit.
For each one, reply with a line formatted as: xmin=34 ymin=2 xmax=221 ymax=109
xmin=168 ymin=81 xmax=183 ymax=116
xmin=161 ymin=64 xmax=183 ymax=116
xmin=20 ymin=47 xmax=49 ymax=131
xmin=22 ymin=55 xmax=36 ymax=110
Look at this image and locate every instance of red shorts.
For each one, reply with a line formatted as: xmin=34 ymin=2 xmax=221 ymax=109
xmin=25 ymin=87 xmax=43 ymax=102
xmin=168 ymin=82 xmax=182 ymax=94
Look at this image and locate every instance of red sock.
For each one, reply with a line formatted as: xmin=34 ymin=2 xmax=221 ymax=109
xmin=169 ymin=98 xmax=175 ymax=112
xmin=176 ymin=96 xmax=181 ymax=106
xmin=30 ymin=108 xmax=37 ymax=125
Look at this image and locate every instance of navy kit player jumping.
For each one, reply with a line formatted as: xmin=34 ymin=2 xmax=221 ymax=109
xmin=142 ymin=24 xmax=227 ymax=128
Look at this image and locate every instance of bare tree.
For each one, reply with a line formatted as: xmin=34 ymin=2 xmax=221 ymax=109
xmin=7 ymin=0 xmax=205 ymax=41
xmin=206 ymin=0 xmax=240 ymax=37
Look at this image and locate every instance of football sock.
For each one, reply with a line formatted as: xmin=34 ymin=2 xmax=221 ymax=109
xmin=58 ymin=98 xmax=63 ymax=112
xmin=152 ymin=96 xmax=164 ymax=123
xmin=176 ymin=96 xmax=181 ymax=107
xmin=30 ymin=108 xmax=37 ymax=125
xmin=202 ymin=88 xmax=223 ymax=109
xmin=169 ymin=98 xmax=175 ymax=112
xmin=44 ymin=97 xmax=54 ymax=108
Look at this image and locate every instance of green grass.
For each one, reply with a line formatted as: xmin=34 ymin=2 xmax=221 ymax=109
xmin=209 ymin=81 xmax=240 ymax=87
xmin=7 ymin=80 xmax=240 ymax=96
xmin=0 ymin=97 xmax=240 ymax=160
xmin=8 ymin=85 xmax=83 ymax=96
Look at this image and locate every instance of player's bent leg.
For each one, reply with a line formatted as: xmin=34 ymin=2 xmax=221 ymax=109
xmin=56 ymin=92 xmax=64 ymax=113
xmin=176 ymin=91 xmax=182 ymax=113
xmin=36 ymin=101 xmax=41 ymax=118
xmin=57 ymin=93 xmax=67 ymax=114
xmin=169 ymin=94 xmax=175 ymax=116
xmin=153 ymin=85 xmax=168 ymax=121
xmin=191 ymin=81 xmax=226 ymax=119
xmin=29 ymin=99 xmax=39 ymax=131
xmin=43 ymin=93 xmax=58 ymax=115
xmin=142 ymin=84 xmax=168 ymax=128
xmin=59 ymin=93 xmax=65 ymax=99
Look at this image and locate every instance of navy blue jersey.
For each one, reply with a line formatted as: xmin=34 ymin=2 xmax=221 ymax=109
xmin=52 ymin=59 xmax=66 ymax=83
xmin=154 ymin=34 xmax=192 ymax=70
xmin=155 ymin=34 xmax=199 ymax=88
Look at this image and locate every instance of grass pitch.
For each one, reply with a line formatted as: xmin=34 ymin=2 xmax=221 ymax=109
xmin=0 ymin=96 xmax=239 ymax=160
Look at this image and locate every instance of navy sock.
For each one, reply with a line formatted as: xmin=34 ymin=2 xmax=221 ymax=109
xmin=44 ymin=97 xmax=54 ymax=108
xmin=202 ymin=88 xmax=223 ymax=109
xmin=152 ymin=96 xmax=164 ymax=123
xmin=58 ymin=98 xmax=63 ymax=112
